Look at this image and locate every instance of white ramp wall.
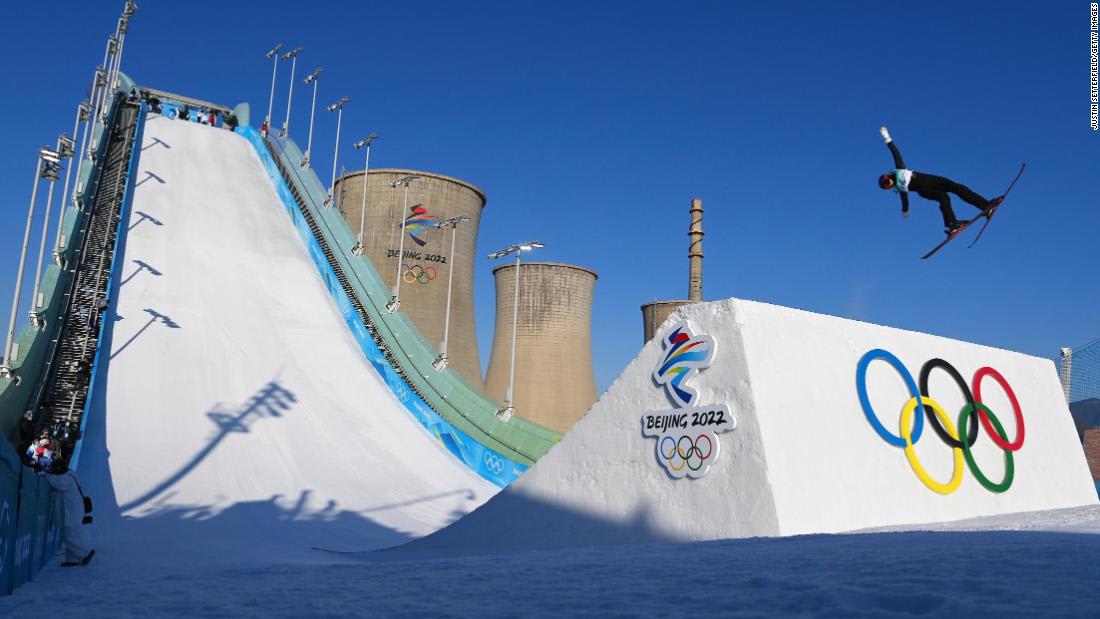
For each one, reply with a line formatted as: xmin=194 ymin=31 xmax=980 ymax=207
xmin=739 ymin=300 xmax=1097 ymax=535
xmin=82 ymin=115 xmax=496 ymax=561
xmin=401 ymin=297 xmax=1096 ymax=554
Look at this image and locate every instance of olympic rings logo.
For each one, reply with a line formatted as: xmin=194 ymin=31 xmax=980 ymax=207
xmin=483 ymin=452 xmax=505 ymax=475
xmin=401 ymin=263 xmax=438 ymax=285
xmin=855 ymin=349 xmax=1025 ymax=494
xmin=658 ymin=434 xmax=715 ymax=474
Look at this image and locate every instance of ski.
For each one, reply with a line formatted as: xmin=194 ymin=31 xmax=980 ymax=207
xmin=919 ymin=163 xmax=1025 ymax=260
xmin=967 ymin=163 xmax=1026 ymax=249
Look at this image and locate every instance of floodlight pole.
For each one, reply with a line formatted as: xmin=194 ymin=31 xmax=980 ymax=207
xmin=56 ymin=102 xmax=89 ymax=263
xmin=109 ymin=2 xmax=137 ymax=92
xmin=324 ymin=97 xmax=349 ymax=208
xmin=97 ymin=36 xmax=118 ymax=123
xmin=352 ymin=134 xmax=379 ymax=255
xmin=30 ymin=139 xmax=65 ymax=328
xmin=280 ymin=46 xmax=304 ymax=138
xmin=264 ymin=43 xmax=284 ymax=136
xmin=487 ymin=241 xmax=543 ymax=420
xmin=302 ymin=68 xmax=323 ymax=167
xmin=432 ymin=215 xmax=470 ymax=371
xmin=2 ymin=151 xmax=49 ymax=378
xmin=386 ymin=175 xmax=420 ymax=313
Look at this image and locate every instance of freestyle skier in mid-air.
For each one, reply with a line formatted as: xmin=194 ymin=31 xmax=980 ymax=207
xmin=878 ymin=126 xmax=1003 ymax=236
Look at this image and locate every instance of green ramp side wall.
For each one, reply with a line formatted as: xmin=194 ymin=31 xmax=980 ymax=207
xmin=253 ymin=129 xmax=560 ymax=470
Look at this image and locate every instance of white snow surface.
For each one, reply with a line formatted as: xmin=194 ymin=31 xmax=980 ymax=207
xmin=67 ymin=115 xmax=496 ymax=566
xmin=3 ymin=505 xmax=1100 ymax=616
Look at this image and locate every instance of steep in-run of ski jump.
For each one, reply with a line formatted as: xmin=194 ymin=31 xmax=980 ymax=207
xmin=76 ymin=114 xmax=498 ymax=566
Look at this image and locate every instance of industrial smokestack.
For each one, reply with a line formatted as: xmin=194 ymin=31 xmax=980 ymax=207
xmin=688 ymin=197 xmax=703 ymax=303
xmin=640 ymin=197 xmax=705 ymax=343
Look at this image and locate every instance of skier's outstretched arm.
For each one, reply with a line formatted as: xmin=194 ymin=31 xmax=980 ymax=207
xmin=880 ymin=127 xmax=905 ymax=168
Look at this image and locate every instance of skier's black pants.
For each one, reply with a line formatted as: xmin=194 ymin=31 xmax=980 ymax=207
xmin=910 ymin=173 xmax=991 ymax=227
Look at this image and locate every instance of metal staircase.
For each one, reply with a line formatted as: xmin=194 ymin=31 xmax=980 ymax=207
xmin=32 ymin=100 xmax=140 ymax=446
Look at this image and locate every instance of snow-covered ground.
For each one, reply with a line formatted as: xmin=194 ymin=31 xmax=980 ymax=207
xmin=2 ymin=505 xmax=1099 ymax=617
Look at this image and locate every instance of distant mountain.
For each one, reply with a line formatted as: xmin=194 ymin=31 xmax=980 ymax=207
xmin=1070 ymin=398 xmax=1100 ymax=441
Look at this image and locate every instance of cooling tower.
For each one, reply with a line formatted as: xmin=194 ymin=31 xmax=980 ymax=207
xmin=333 ymin=168 xmax=485 ymax=387
xmin=641 ymin=300 xmax=692 ymax=343
xmin=484 ymin=262 xmax=598 ymax=433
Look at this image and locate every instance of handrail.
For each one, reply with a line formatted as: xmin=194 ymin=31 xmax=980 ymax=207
xmin=69 ymin=101 xmax=144 ymax=469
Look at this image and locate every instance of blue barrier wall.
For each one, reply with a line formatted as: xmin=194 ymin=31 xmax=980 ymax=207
xmin=0 ymin=441 xmax=57 ymax=595
xmin=240 ymin=125 xmax=526 ymax=487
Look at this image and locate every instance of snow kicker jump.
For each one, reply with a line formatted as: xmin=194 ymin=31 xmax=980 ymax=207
xmin=394 ymin=298 xmax=1098 ymax=555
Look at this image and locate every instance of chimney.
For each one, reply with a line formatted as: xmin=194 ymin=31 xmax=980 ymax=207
xmin=688 ymin=198 xmax=703 ymax=302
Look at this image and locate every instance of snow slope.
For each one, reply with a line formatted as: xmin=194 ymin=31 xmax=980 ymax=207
xmin=74 ymin=114 xmax=496 ymax=565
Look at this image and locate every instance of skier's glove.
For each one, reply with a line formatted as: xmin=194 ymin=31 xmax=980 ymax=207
xmin=902 ymin=210 xmax=910 ymax=219
xmin=880 ymin=127 xmax=892 ymax=142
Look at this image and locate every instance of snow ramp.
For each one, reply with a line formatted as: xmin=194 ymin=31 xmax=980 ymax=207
xmin=77 ymin=113 xmax=498 ymax=562
xmin=390 ymin=298 xmax=1098 ymax=555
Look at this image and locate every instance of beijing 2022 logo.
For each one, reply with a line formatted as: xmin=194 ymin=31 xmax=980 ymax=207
xmin=641 ymin=321 xmax=735 ymax=479
xmin=856 ymin=348 xmax=1026 ymax=495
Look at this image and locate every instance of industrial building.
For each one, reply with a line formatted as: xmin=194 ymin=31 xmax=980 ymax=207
xmin=334 ymin=168 xmax=486 ymax=387
xmin=484 ymin=262 xmax=598 ymax=433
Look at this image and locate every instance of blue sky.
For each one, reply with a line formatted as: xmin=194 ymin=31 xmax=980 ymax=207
xmin=1 ymin=1 xmax=1097 ymax=391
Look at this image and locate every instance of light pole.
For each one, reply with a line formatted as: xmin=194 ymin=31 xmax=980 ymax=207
xmin=110 ymin=2 xmax=137 ymax=93
xmin=432 ymin=215 xmax=470 ymax=371
xmin=1 ymin=147 xmax=58 ymax=379
xmin=351 ymin=133 xmax=379 ymax=255
xmin=487 ymin=241 xmax=544 ymax=421
xmin=301 ymin=67 xmax=323 ymax=167
xmin=386 ymin=175 xmax=421 ymax=313
xmin=324 ymin=96 xmax=349 ymax=208
xmin=29 ymin=137 xmax=67 ymax=328
xmin=82 ymin=65 xmax=107 ymax=168
xmin=279 ymin=46 xmax=304 ymax=138
xmin=263 ymin=43 xmax=283 ymax=136
xmin=55 ymin=101 xmax=89 ymax=264
xmin=95 ymin=36 xmax=116 ymax=124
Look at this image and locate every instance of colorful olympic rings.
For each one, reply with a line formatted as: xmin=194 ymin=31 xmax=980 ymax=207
xmin=973 ymin=367 xmax=1025 ymax=451
xmin=856 ymin=349 xmax=923 ymax=447
xmin=659 ymin=434 xmax=713 ymax=472
xmin=919 ymin=358 xmax=979 ymax=449
xmin=401 ymin=263 xmax=438 ymax=285
xmin=855 ymin=349 xmax=1025 ymax=494
xmin=901 ymin=396 xmax=964 ymax=495
xmin=959 ymin=403 xmax=1014 ymax=493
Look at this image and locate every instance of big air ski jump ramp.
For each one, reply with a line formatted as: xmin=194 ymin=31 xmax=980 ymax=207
xmin=69 ymin=103 xmax=1099 ymax=560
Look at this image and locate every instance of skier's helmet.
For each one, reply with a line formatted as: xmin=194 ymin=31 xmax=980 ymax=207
xmin=878 ymin=173 xmax=895 ymax=189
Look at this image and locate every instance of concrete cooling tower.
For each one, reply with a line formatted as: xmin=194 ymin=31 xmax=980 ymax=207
xmin=334 ymin=168 xmax=485 ymax=387
xmin=484 ymin=262 xmax=598 ymax=433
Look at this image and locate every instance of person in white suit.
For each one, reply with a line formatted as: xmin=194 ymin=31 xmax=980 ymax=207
xmin=43 ymin=461 xmax=95 ymax=567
